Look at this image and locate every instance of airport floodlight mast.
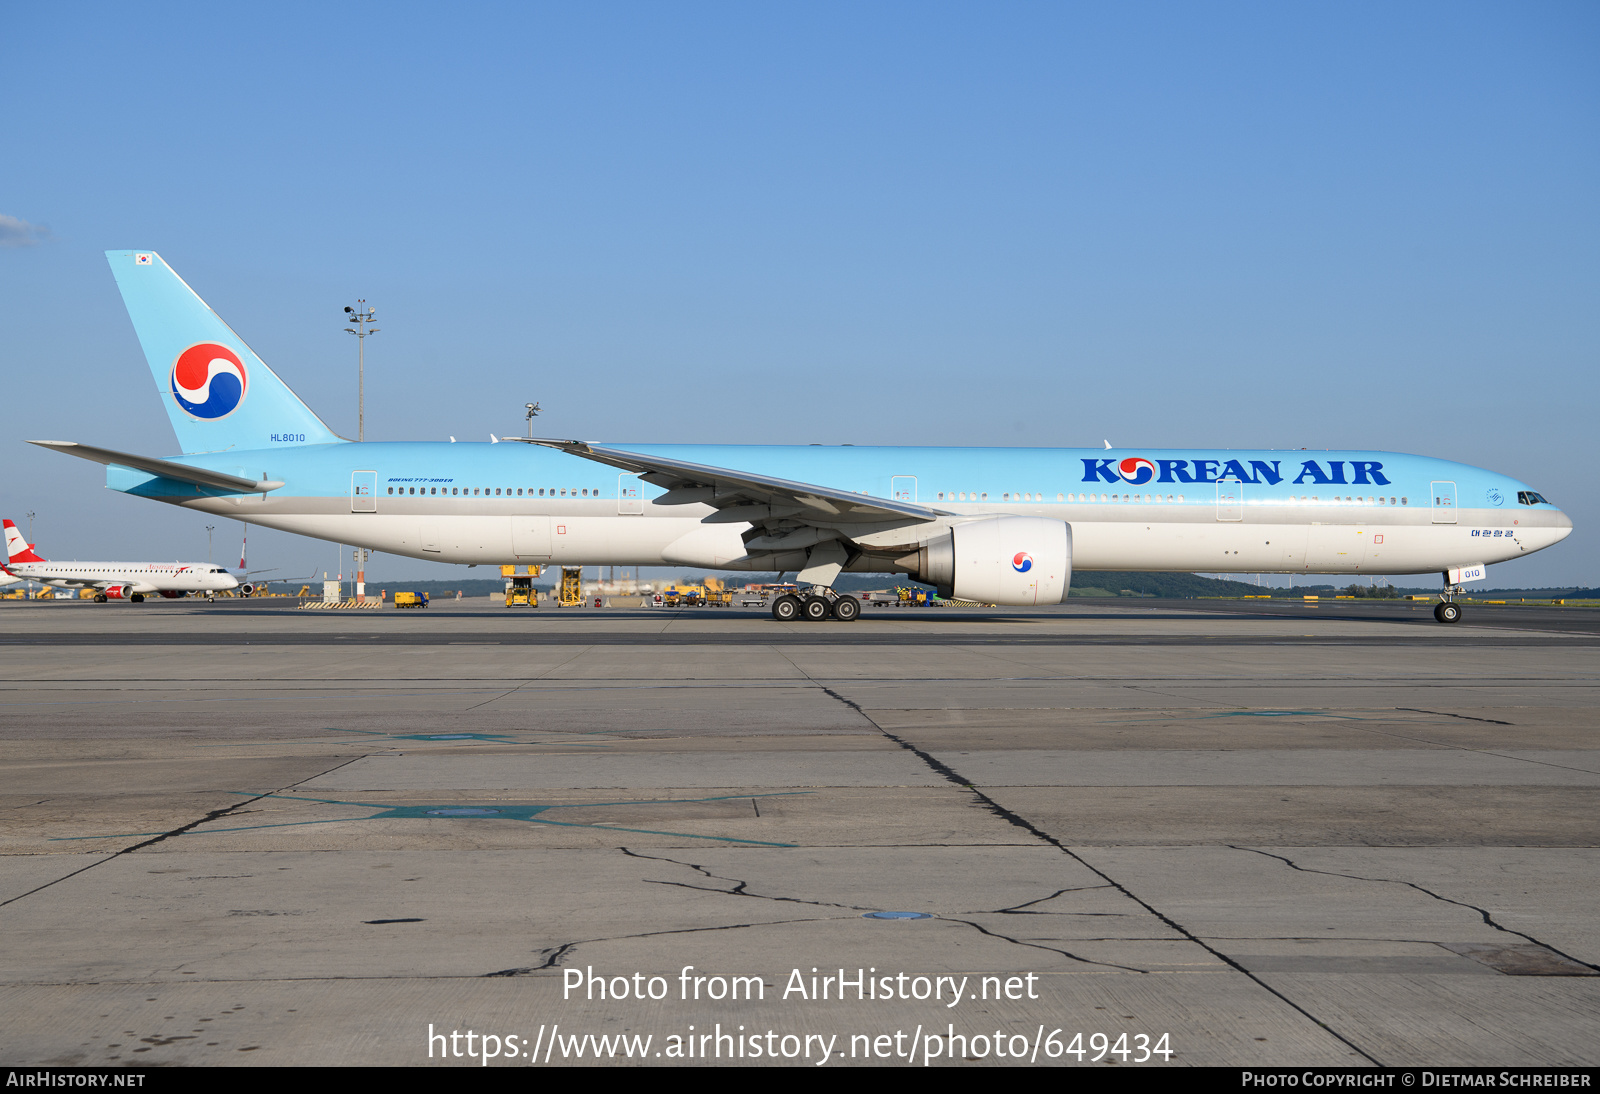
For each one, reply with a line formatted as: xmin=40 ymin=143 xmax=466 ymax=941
xmin=525 ymin=401 xmax=541 ymax=439
xmin=353 ymin=547 xmax=369 ymax=603
xmin=206 ymin=525 xmax=215 ymax=562
xmin=343 ymin=301 xmax=378 ymax=442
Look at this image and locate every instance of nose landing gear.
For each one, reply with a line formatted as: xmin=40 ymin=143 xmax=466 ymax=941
xmin=1434 ymin=575 xmax=1465 ymax=624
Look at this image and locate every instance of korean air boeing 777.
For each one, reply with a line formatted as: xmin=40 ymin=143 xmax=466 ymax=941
xmin=30 ymin=251 xmax=1572 ymax=623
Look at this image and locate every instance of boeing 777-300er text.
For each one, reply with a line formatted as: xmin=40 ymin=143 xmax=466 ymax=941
xmin=2 ymin=518 xmax=239 ymax=602
xmin=28 ymin=251 xmax=1573 ymax=623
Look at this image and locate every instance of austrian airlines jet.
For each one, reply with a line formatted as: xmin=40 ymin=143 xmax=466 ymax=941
xmin=30 ymin=251 xmax=1572 ymax=623
xmin=1 ymin=519 xmax=238 ymax=602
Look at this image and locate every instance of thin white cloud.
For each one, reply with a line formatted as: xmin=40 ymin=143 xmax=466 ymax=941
xmin=0 ymin=215 xmax=53 ymax=247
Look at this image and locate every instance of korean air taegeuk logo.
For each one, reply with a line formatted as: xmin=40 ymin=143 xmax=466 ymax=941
xmin=171 ymin=343 xmax=248 ymax=420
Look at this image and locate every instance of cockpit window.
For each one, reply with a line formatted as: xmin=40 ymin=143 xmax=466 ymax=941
xmin=1517 ymin=491 xmax=1550 ymax=505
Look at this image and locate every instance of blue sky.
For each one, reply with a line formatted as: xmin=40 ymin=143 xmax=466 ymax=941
xmin=3 ymin=2 xmax=1596 ymax=585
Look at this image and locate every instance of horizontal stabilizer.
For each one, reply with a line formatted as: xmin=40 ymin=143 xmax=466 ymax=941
xmin=28 ymin=440 xmax=283 ymax=493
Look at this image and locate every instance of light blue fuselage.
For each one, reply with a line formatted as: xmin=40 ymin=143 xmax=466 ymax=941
xmin=109 ymin=441 xmax=1570 ymax=577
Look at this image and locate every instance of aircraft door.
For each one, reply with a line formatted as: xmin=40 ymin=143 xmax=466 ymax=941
xmin=351 ymin=470 xmax=377 ymax=513
xmin=1431 ymin=481 xmax=1458 ymax=524
xmin=1216 ymin=479 xmax=1243 ymax=521
xmin=1307 ymin=525 xmax=1364 ymax=571
xmin=891 ymin=476 xmax=917 ymax=503
xmin=513 ymin=516 xmax=553 ymax=558
xmin=618 ymin=473 xmax=643 ymax=515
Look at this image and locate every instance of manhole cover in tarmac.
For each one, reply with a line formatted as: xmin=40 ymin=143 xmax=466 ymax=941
xmin=863 ymin=912 xmax=931 ymax=920
xmin=426 ymin=807 xmax=503 ymax=817
xmin=1442 ymin=943 xmax=1597 ymax=976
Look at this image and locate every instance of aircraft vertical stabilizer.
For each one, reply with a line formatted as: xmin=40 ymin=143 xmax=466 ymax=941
xmin=3 ymin=520 xmax=46 ymax=563
xmin=105 ymin=251 xmax=342 ymax=454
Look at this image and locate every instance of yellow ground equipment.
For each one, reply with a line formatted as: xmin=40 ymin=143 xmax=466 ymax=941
xmin=660 ymin=583 xmax=706 ymax=606
xmin=502 ymin=564 xmax=542 ymax=607
xmin=558 ymin=567 xmax=584 ymax=607
xmin=394 ymin=591 xmax=429 ymax=609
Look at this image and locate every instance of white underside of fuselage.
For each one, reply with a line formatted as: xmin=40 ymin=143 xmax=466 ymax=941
xmin=174 ymin=496 xmax=1567 ymax=576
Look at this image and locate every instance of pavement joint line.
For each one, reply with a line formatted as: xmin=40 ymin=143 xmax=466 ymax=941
xmin=1 ymin=676 xmax=1588 ymax=689
xmin=622 ymin=849 xmax=1148 ymax=973
xmin=1397 ymin=707 xmax=1515 ymax=725
xmin=788 ymin=668 xmax=1383 ymax=1066
xmin=1227 ymin=846 xmax=1600 ymax=975
xmin=623 ymin=848 xmax=869 ymax=911
xmin=6 ymin=632 xmax=1599 ymax=647
xmin=987 ymin=885 xmax=1118 ymax=913
xmin=0 ymin=751 xmax=370 ymax=908
xmin=1268 ymin=712 xmax=1600 ymax=777
xmin=464 ymin=643 xmax=596 ymax=712
xmin=49 ymin=790 xmax=815 ymax=847
xmin=474 ymin=911 xmax=852 ymax=978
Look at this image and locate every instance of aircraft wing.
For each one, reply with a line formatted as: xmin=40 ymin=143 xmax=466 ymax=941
xmin=513 ymin=438 xmax=948 ymax=526
xmin=28 ymin=441 xmax=284 ymax=493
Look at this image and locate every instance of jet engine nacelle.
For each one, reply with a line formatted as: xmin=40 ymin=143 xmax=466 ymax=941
xmin=239 ymin=583 xmax=255 ymax=597
xmin=104 ymin=584 xmax=134 ymax=600
xmin=902 ymin=516 xmax=1072 ymax=606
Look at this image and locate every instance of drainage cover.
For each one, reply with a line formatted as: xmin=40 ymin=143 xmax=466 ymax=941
xmin=863 ymin=912 xmax=930 ymax=920
xmin=426 ymin=807 xmax=502 ymax=817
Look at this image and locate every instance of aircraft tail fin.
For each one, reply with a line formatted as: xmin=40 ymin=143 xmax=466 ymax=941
xmin=105 ymin=251 xmax=343 ymax=454
xmin=3 ymin=520 xmax=45 ymax=563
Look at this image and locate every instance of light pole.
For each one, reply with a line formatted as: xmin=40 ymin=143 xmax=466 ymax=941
xmin=353 ymin=546 xmax=370 ymax=603
xmin=343 ymin=301 xmax=378 ymax=442
xmin=206 ymin=525 xmax=215 ymax=562
xmin=525 ymin=402 xmax=541 ymax=439
xmin=25 ymin=511 xmax=35 ymax=597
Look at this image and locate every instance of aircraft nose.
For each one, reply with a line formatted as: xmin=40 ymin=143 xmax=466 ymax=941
xmin=1554 ymin=509 xmax=1574 ymax=542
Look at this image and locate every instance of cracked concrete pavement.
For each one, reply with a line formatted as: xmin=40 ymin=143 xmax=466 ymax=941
xmin=0 ymin=598 xmax=1595 ymax=1066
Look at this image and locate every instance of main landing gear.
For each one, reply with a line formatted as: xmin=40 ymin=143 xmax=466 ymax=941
xmin=771 ymin=588 xmax=860 ymax=622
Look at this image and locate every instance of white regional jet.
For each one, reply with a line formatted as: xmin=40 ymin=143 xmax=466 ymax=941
xmin=1 ymin=519 xmax=239 ymax=602
xmin=26 ymin=251 xmax=1575 ymax=623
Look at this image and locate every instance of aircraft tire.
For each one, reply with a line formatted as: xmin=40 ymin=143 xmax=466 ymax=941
xmin=1437 ymin=602 xmax=1462 ymax=624
xmin=771 ymin=594 xmax=801 ymax=622
xmin=131 ymin=594 xmax=144 ymax=603
xmin=94 ymin=593 xmax=107 ymax=603
xmin=832 ymin=596 xmax=861 ymax=622
xmin=801 ymin=595 xmax=832 ymax=622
